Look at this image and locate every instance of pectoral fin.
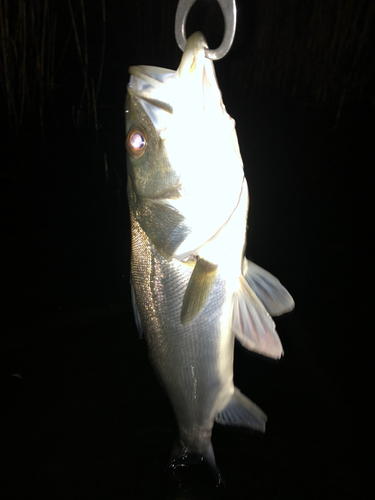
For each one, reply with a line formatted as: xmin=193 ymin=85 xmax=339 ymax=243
xmin=242 ymin=258 xmax=295 ymax=316
xmin=181 ymin=258 xmax=218 ymax=324
xmin=140 ymin=199 xmax=190 ymax=260
xmin=215 ymin=387 xmax=267 ymax=432
xmin=130 ymin=276 xmax=143 ymax=339
xmin=231 ymin=276 xmax=283 ymax=359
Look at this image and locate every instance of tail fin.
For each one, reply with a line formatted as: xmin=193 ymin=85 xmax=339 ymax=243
xmin=167 ymin=439 xmax=223 ymax=486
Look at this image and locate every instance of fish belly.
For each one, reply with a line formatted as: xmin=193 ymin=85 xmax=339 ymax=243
xmin=130 ymin=211 xmax=234 ymax=454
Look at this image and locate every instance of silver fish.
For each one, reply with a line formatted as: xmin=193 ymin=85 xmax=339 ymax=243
xmin=126 ymin=32 xmax=294 ymax=476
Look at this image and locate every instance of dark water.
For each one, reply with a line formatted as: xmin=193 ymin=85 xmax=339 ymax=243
xmin=1 ymin=2 xmax=373 ymax=499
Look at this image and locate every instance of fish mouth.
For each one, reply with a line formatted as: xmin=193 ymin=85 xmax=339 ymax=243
xmin=128 ymin=65 xmax=175 ymax=114
xmin=177 ymin=32 xmax=208 ymax=78
xmin=127 ymin=32 xmax=222 ymax=129
xmin=128 ymin=32 xmax=208 ymax=98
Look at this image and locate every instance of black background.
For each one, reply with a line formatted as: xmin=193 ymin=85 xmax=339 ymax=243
xmin=1 ymin=1 xmax=372 ymax=498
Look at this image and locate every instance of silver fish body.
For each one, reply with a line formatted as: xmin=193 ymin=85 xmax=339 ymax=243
xmin=126 ymin=32 xmax=294 ymax=472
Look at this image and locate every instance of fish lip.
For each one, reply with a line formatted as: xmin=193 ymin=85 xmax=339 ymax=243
xmin=177 ymin=31 xmax=208 ymax=77
xmin=128 ymin=64 xmax=173 ymax=83
xmin=127 ymin=31 xmax=209 ymax=98
xmin=127 ymin=65 xmax=176 ymax=116
xmin=128 ymin=32 xmax=208 ymax=82
xmin=127 ymin=85 xmax=174 ymax=114
xmin=126 ymin=32 xmax=217 ymax=128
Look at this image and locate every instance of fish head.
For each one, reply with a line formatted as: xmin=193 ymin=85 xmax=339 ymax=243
xmin=126 ymin=32 xmax=245 ymax=258
xmin=125 ymin=71 xmax=181 ymax=201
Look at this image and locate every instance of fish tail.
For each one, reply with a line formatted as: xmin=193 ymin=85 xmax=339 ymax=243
xmin=167 ymin=439 xmax=222 ymax=486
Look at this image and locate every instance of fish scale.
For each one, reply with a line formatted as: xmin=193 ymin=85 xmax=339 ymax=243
xmin=130 ymin=210 xmax=234 ymax=449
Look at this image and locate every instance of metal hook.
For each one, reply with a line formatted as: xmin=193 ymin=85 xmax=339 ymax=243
xmin=175 ymin=0 xmax=237 ymax=60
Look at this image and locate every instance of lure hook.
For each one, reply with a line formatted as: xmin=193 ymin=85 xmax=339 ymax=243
xmin=175 ymin=0 xmax=237 ymax=60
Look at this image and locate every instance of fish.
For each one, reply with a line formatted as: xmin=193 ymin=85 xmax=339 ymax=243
xmin=125 ymin=32 xmax=294 ymax=480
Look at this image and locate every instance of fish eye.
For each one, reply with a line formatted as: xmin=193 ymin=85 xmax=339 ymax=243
xmin=126 ymin=127 xmax=147 ymax=158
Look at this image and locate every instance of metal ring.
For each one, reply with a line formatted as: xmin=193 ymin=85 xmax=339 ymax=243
xmin=175 ymin=0 xmax=237 ymax=60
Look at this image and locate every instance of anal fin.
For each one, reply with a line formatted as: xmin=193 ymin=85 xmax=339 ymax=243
xmin=231 ymin=276 xmax=284 ymax=359
xmin=243 ymin=258 xmax=295 ymax=317
xmin=215 ymin=387 xmax=267 ymax=432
